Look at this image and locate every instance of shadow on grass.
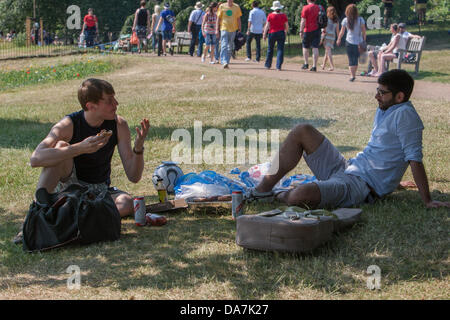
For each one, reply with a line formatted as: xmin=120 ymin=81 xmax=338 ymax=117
xmin=413 ymin=71 xmax=449 ymax=82
xmin=0 ymin=118 xmax=52 ymax=149
xmin=1 ymin=188 xmax=448 ymax=298
xmin=143 ymin=115 xmax=336 ymax=141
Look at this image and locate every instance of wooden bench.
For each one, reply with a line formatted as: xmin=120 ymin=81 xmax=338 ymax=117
xmin=173 ymin=31 xmax=191 ymax=54
xmin=386 ymin=36 xmax=426 ymax=74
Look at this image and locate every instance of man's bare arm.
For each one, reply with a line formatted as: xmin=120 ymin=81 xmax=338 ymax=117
xmin=410 ymin=160 xmax=450 ymax=208
xmin=30 ymin=116 xmax=111 ymax=168
xmin=116 ymin=116 xmax=150 ymax=183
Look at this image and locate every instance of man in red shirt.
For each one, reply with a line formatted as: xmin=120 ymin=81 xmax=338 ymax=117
xmin=81 ymin=8 xmax=99 ymax=47
xmin=299 ymin=0 xmax=320 ymax=72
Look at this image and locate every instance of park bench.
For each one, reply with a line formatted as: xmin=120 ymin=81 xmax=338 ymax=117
xmin=386 ymin=36 xmax=426 ymax=74
xmin=173 ymin=31 xmax=192 ymax=54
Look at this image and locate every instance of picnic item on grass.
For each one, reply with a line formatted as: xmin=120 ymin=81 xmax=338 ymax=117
xmin=236 ymin=207 xmax=362 ymax=253
xmin=22 ymin=183 xmax=121 ymax=252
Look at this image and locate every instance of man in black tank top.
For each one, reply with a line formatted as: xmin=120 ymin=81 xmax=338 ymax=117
xmin=29 ymin=78 xmax=150 ymax=218
xmin=133 ymin=0 xmax=151 ymax=53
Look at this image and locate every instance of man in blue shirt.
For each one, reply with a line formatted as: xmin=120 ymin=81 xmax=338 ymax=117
xmin=188 ymin=2 xmax=205 ymax=57
xmin=155 ymin=3 xmax=176 ymax=56
xmin=250 ymin=69 xmax=449 ymax=209
xmin=246 ymin=1 xmax=266 ymax=62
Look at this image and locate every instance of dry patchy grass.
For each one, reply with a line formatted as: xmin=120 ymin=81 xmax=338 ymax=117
xmin=0 ymin=54 xmax=449 ymax=300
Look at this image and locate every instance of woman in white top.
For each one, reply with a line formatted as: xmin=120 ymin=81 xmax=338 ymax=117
xmin=151 ymin=5 xmax=161 ymax=52
xmin=336 ymin=4 xmax=366 ymax=82
xmin=371 ymin=23 xmax=400 ymax=77
xmin=320 ymin=6 xmax=339 ymax=71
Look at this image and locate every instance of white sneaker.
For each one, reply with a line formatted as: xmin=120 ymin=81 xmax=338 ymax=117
xmin=201 ymin=56 xmax=205 ymax=62
xmin=245 ymin=57 xmax=251 ymax=61
xmin=209 ymin=61 xmax=215 ymax=64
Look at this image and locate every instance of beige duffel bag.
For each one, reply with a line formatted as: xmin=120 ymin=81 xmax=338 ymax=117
xmin=235 ymin=208 xmax=362 ymax=254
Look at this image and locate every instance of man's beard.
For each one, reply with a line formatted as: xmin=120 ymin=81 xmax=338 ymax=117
xmin=378 ymin=98 xmax=396 ymax=111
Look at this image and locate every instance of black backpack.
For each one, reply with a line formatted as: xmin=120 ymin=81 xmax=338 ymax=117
xmin=317 ymin=5 xmax=327 ymax=29
xmin=234 ymin=32 xmax=246 ymax=51
xmin=22 ymin=183 xmax=121 ymax=252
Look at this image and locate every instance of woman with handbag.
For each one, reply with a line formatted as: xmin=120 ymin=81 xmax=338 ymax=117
xmin=336 ymin=4 xmax=366 ymax=82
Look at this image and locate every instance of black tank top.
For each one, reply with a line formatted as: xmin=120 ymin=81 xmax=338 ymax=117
xmin=137 ymin=8 xmax=148 ymax=27
xmin=68 ymin=110 xmax=118 ymax=185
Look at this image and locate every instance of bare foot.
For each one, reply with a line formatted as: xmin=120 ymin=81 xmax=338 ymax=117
xmin=320 ymin=64 xmax=325 ymax=70
xmin=397 ymin=181 xmax=417 ymax=190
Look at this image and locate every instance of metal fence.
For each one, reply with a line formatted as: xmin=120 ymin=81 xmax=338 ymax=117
xmin=1 ymin=27 xmax=301 ymax=61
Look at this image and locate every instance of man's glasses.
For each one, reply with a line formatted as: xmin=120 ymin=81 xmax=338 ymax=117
xmin=376 ymin=88 xmax=392 ymax=96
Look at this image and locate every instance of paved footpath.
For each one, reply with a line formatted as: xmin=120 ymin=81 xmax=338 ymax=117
xmin=165 ymin=55 xmax=450 ymax=102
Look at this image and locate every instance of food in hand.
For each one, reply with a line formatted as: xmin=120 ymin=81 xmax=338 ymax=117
xmin=96 ymin=129 xmax=113 ymax=137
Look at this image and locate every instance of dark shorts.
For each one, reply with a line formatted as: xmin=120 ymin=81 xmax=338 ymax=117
xmin=55 ymin=166 xmax=127 ymax=200
xmin=384 ymin=7 xmax=393 ymax=17
xmin=346 ymin=41 xmax=360 ymax=66
xmin=302 ymin=29 xmax=321 ymax=49
xmin=136 ymin=25 xmax=148 ymax=39
xmin=162 ymin=30 xmax=172 ymax=40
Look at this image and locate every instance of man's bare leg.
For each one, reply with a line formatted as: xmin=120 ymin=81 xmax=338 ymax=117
xmin=256 ymin=124 xmax=325 ymax=193
xmin=276 ymin=182 xmax=321 ymax=208
xmin=112 ymin=193 xmax=134 ymax=217
xmin=303 ymin=48 xmax=309 ymax=66
xmin=36 ymin=141 xmax=133 ymax=217
xmin=36 ymin=141 xmax=73 ymax=193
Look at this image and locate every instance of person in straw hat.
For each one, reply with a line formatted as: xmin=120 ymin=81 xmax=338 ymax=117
xmin=188 ymin=2 xmax=206 ymax=57
xmin=263 ymin=1 xmax=289 ymax=71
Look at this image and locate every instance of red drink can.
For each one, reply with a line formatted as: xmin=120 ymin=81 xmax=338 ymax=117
xmin=232 ymin=191 xmax=244 ymax=220
xmin=134 ymin=196 xmax=146 ymax=226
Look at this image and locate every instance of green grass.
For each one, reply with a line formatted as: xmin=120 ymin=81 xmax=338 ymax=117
xmin=0 ymin=56 xmax=119 ymax=90
xmin=0 ymin=54 xmax=449 ymax=300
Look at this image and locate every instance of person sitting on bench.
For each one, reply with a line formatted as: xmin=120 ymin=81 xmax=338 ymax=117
xmin=248 ymin=70 xmax=449 ymax=210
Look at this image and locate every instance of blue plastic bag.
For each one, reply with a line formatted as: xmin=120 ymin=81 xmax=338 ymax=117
xmin=174 ymin=170 xmax=246 ymax=199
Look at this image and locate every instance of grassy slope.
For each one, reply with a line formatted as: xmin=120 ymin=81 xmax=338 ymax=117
xmin=0 ymin=55 xmax=448 ymax=300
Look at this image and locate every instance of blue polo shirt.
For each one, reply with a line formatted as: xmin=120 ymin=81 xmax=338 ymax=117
xmin=161 ymin=9 xmax=175 ymax=31
xmin=345 ymin=101 xmax=424 ymax=197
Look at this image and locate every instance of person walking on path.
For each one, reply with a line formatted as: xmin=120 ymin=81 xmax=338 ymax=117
xmin=216 ymin=0 xmax=242 ymax=69
xmin=155 ymin=3 xmax=176 ymax=56
xmin=415 ymin=0 xmax=428 ymax=26
xmin=202 ymin=2 xmax=219 ymax=64
xmin=263 ymin=1 xmax=289 ymax=71
xmin=81 ymin=8 xmax=99 ymax=48
xmin=320 ymin=6 xmax=339 ymax=71
xmin=246 ymin=1 xmax=266 ymax=63
xmin=151 ymin=5 xmax=162 ymax=54
xmin=132 ymin=1 xmax=151 ymax=54
xmin=382 ymin=0 xmax=394 ymax=29
xmin=188 ymin=2 xmax=206 ymax=57
xmin=336 ymin=4 xmax=366 ymax=82
xmin=299 ymin=0 xmax=322 ymax=72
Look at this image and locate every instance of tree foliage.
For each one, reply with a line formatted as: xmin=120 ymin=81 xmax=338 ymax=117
xmin=1 ymin=0 xmax=447 ymax=37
